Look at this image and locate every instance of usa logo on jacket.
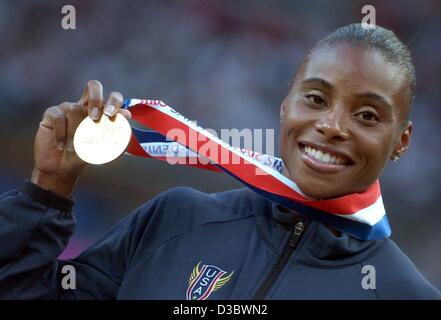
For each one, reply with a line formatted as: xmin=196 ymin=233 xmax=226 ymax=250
xmin=186 ymin=262 xmax=234 ymax=300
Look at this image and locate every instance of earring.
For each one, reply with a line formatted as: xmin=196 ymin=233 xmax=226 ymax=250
xmin=391 ymin=155 xmax=400 ymax=162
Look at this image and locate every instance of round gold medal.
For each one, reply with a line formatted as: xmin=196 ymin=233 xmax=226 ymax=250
xmin=73 ymin=113 xmax=132 ymax=165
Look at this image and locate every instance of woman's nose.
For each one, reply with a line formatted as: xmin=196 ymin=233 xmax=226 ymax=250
xmin=315 ymin=115 xmax=349 ymax=141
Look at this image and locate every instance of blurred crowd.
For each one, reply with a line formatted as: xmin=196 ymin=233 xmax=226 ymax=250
xmin=0 ymin=0 xmax=440 ymax=288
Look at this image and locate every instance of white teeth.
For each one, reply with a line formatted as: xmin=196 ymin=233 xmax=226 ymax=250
xmin=302 ymin=145 xmax=347 ymax=165
xmin=316 ymin=150 xmax=323 ymax=160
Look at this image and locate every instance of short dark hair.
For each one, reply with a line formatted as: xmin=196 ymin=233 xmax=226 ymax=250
xmin=305 ymin=23 xmax=416 ymax=123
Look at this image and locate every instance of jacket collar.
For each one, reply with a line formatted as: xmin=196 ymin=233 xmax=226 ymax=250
xmin=255 ymin=199 xmax=387 ymax=267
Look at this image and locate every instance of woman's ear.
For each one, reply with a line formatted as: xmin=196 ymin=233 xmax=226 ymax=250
xmin=391 ymin=121 xmax=413 ymax=161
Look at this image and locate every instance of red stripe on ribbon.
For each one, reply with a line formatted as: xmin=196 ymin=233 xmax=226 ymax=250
xmin=129 ymin=102 xmax=380 ymax=215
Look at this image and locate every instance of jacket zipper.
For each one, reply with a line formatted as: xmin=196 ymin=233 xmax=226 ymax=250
xmin=252 ymin=219 xmax=307 ymax=300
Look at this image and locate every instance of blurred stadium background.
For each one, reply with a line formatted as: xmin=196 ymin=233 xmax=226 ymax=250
xmin=0 ymin=0 xmax=440 ymax=289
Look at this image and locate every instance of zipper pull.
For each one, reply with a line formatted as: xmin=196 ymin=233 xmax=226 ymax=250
xmin=289 ymin=221 xmax=305 ymax=247
xmin=294 ymin=221 xmax=304 ymax=235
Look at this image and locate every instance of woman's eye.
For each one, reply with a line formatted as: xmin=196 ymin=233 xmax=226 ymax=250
xmin=306 ymin=94 xmax=325 ymax=106
xmin=356 ymin=111 xmax=379 ymax=122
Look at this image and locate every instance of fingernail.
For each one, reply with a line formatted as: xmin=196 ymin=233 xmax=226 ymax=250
xmin=104 ymin=104 xmax=116 ymax=116
xmin=67 ymin=143 xmax=75 ymax=152
xmin=91 ymin=107 xmax=100 ymax=120
xmin=57 ymin=142 xmax=65 ymax=150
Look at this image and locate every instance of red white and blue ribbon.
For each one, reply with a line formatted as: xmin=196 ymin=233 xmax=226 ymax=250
xmin=122 ymin=98 xmax=391 ymax=240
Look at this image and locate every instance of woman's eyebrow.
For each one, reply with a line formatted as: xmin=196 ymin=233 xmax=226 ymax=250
xmin=300 ymin=79 xmax=393 ymax=110
xmin=301 ymin=77 xmax=333 ymax=90
xmin=355 ymin=92 xmax=392 ymax=110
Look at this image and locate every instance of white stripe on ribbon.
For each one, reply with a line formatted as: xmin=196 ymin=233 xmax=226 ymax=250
xmin=335 ymin=195 xmax=386 ymax=226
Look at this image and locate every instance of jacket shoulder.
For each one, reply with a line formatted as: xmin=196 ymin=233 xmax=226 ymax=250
xmin=372 ymin=239 xmax=441 ymax=299
xmin=123 ymin=187 xmax=265 ymax=258
xmin=136 ymin=186 xmax=265 ymax=231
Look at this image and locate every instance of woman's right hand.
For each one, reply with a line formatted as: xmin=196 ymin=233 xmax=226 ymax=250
xmin=31 ymin=80 xmax=131 ymax=198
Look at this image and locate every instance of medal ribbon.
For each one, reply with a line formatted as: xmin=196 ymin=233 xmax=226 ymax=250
xmin=122 ymin=98 xmax=391 ymax=240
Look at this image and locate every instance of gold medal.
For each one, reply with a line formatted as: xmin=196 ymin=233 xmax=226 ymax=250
xmin=73 ymin=113 xmax=132 ymax=165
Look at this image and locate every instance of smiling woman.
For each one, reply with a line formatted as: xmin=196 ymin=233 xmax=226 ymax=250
xmin=0 ymin=23 xmax=439 ymax=300
xmin=280 ymin=24 xmax=414 ymax=200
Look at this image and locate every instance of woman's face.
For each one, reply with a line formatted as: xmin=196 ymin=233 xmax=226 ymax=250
xmin=280 ymin=43 xmax=412 ymax=199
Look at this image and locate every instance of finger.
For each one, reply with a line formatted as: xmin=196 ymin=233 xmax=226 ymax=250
xmin=86 ymin=80 xmax=103 ymax=121
xmin=78 ymin=86 xmax=88 ymax=105
xmin=77 ymin=86 xmax=90 ymax=115
xmin=119 ymin=108 xmax=132 ymax=119
xmin=60 ymin=102 xmax=85 ymax=152
xmin=41 ymin=106 xmax=67 ymax=150
xmin=103 ymin=91 xmax=124 ymax=117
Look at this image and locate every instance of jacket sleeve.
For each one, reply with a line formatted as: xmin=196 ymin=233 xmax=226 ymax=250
xmin=0 ymin=180 xmax=149 ymax=299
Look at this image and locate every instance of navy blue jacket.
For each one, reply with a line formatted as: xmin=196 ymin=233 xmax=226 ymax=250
xmin=0 ymin=181 xmax=440 ymax=299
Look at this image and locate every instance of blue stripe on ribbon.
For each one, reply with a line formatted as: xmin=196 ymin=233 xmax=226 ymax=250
xmin=132 ymin=127 xmax=169 ymax=143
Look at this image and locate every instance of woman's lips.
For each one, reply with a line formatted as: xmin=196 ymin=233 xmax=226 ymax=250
xmin=298 ymin=143 xmax=353 ymax=174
